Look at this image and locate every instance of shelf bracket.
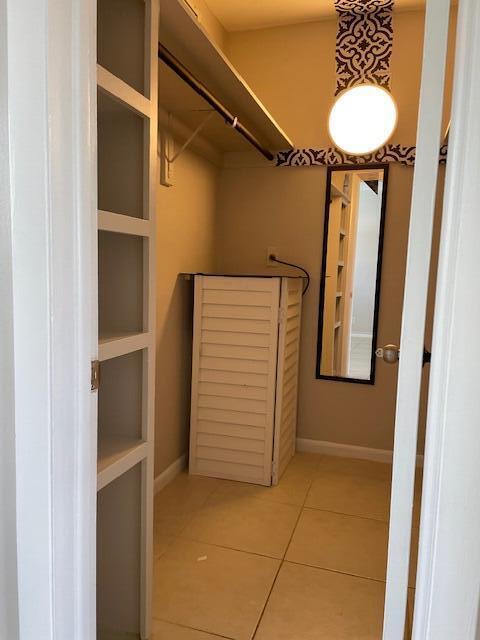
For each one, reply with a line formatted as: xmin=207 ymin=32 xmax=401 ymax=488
xmin=159 ymin=110 xmax=215 ymax=187
xmin=165 ymin=110 xmax=215 ymax=164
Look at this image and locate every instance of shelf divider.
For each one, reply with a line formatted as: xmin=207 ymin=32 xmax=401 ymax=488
xmin=98 ymin=210 xmax=152 ymax=237
xmin=97 ymin=64 xmax=151 ymax=117
xmin=99 ymin=331 xmax=150 ymax=362
xmin=97 ymin=436 xmax=148 ymax=491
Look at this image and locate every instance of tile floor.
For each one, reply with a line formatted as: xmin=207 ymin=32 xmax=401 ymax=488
xmin=152 ymin=453 xmax=421 ymax=640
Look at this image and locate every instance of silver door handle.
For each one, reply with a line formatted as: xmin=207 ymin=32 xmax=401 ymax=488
xmin=375 ymin=344 xmax=400 ymax=364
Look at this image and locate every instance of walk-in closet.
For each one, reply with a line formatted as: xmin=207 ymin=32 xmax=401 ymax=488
xmin=94 ymin=1 xmax=458 ymax=638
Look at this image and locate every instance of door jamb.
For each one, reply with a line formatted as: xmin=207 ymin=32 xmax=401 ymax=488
xmin=413 ymin=0 xmax=480 ymax=636
xmin=6 ymin=0 xmax=97 ymax=637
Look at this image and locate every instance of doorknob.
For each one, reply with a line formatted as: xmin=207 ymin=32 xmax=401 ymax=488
xmin=375 ymin=345 xmax=432 ymax=366
xmin=375 ymin=344 xmax=400 ymax=364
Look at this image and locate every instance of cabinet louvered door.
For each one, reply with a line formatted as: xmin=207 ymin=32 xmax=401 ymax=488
xmin=272 ymin=278 xmax=302 ymax=485
xmin=190 ymin=276 xmax=281 ymax=486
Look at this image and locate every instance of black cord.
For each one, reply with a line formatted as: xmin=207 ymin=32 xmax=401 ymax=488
xmin=269 ymin=256 xmax=310 ymax=296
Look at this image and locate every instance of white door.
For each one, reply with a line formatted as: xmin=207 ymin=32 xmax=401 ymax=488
xmin=382 ymin=0 xmax=453 ymax=637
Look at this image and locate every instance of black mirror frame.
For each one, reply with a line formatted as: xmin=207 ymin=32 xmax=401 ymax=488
xmin=315 ymin=162 xmax=390 ymax=385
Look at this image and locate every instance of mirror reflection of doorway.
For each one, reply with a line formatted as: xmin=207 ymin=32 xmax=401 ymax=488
xmin=349 ymin=178 xmax=384 ymax=379
xmin=317 ymin=165 xmax=388 ymax=384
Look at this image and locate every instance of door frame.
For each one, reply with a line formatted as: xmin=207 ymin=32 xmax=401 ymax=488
xmin=4 ymin=0 xmax=480 ymax=638
xmin=382 ymin=0 xmax=452 ymax=637
xmin=4 ymin=0 xmax=97 ymax=638
xmin=412 ymin=0 xmax=480 ymax=636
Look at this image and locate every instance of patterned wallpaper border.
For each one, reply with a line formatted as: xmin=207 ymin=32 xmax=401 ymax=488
xmin=335 ymin=0 xmax=394 ymax=94
xmin=276 ymin=144 xmax=448 ymax=167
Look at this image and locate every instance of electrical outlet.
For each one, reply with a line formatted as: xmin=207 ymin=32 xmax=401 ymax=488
xmin=267 ymin=246 xmax=279 ymax=267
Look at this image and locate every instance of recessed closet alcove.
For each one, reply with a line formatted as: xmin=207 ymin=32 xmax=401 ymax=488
xmin=94 ymin=0 xmax=458 ymax=638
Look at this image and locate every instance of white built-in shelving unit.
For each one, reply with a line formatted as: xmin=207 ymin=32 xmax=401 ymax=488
xmin=96 ymin=0 xmax=158 ymax=638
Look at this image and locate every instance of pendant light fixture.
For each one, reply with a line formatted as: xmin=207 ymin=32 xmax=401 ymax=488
xmin=328 ymin=84 xmax=398 ymax=155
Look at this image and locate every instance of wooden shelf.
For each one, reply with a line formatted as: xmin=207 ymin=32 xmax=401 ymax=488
xmin=97 ymin=435 xmax=148 ymax=491
xmin=98 ymin=210 xmax=152 ymax=237
xmin=99 ymin=331 xmax=150 ymax=362
xmin=97 ymin=64 xmax=150 ymax=118
xmin=334 ymin=321 xmax=342 ymax=330
xmin=159 ymin=0 xmax=293 ymax=153
xmin=336 ymin=292 xmax=343 ymax=298
xmin=338 ymin=261 xmax=345 ymax=268
xmin=340 ymin=228 xmax=347 ymax=237
xmin=331 ymin=184 xmax=350 ymax=203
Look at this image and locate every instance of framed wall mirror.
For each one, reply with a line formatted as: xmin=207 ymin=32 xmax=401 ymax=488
xmin=316 ymin=163 xmax=389 ymax=384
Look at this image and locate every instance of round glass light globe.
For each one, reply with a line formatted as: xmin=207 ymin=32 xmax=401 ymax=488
xmin=328 ymin=85 xmax=398 ymax=155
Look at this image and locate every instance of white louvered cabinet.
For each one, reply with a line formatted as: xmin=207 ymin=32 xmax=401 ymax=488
xmin=189 ymin=275 xmax=303 ymax=486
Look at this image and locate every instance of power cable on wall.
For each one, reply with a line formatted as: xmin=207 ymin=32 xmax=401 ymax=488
xmin=269 ymin=255 xmax=310 ymax=296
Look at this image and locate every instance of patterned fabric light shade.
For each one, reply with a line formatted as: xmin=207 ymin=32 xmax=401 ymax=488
xmin=328 ymin=84 xmax=398 ymax=155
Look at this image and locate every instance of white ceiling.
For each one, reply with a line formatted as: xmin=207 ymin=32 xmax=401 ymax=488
xmin=204 ymin=0 xmax=426 ymax=32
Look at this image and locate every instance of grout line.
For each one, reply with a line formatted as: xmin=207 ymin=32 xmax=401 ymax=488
xmin=284 ymin=559 xmax=389 ymax=586
xmin=251 ymin=561 xmax=283 ymax=640
xmin=152 ymin=616 xmax=234 ymax=639
xmin=173 ymin=533 xmax=286 ymax=562
xmin=302 ymin=505 xmax=390 ymax=524
xmin=203 ymin=477 xmax=310 ymax=509
xmin=251 ymin=473 xmax=316 ymax=639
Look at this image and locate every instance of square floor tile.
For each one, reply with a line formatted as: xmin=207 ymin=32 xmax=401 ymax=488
xmin=255 ymin=562 xmax=385 ymax=640
xmin=306 ymin=470 xmax=391 ymax=522
xmin=286 ymin=452 xmax=323 ymax=478
xmin=182 ymin=490 xmax=300 ymax=558
xmin=153 ymin=530 xmax=175 ymax=560
xmin=153 ymin=538 xmax=280 ymax=640
xmin=154 ymin=472 xmax=220 ymax=536
xmin=286 ymin=508 xmax=388 ymax=581
xmin=152 ymin=620 xmax=227 ymax=639
xmin=318 ymin=455 xmax=392 ymax=481
xmin=206 ymin=470 xmax=312 ymax=508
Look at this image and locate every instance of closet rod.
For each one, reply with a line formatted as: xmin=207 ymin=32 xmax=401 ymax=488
xmin=158 ymin=43 xmax=275 ymax=162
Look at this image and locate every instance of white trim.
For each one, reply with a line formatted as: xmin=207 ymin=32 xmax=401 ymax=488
xmin=296 ymin=438 xmax=424 ymax=467
xmin=0 ymin=1 xmax=19 ymax=634
xmin=413 ymin=0 xmax=480 ymax=637
xmin=154 ymin=454 xmax=188 ymax=494
xmin=382 ymin=1 xmax=450 ymax=638
xmin=7 ymin=0 xmax=97 ymax=638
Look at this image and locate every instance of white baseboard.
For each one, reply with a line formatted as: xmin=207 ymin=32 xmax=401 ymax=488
xmin=296 ymin=438 xmax=424 ymax=467
xmin=154 ymin=453 xmax=187 ymax=494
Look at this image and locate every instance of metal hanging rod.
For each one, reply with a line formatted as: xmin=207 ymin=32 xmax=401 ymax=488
xmin=158 ymin=43 xmax=275 ymax=162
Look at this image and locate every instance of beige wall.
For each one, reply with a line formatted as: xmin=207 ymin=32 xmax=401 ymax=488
xmin=226 ymin=9 xmax=455 ymax=148
xmin=155 ymin=147 xmax=218 ymax=475
xmin=191 ymin=0 xmax=227 ymax=52
xmin=154 ymin=8 xmax=457 ymax=472
xmin=214 ymin=9 xmax=456 ymax=451
xmin=216 ymin=163 xmax=445 ymax=451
